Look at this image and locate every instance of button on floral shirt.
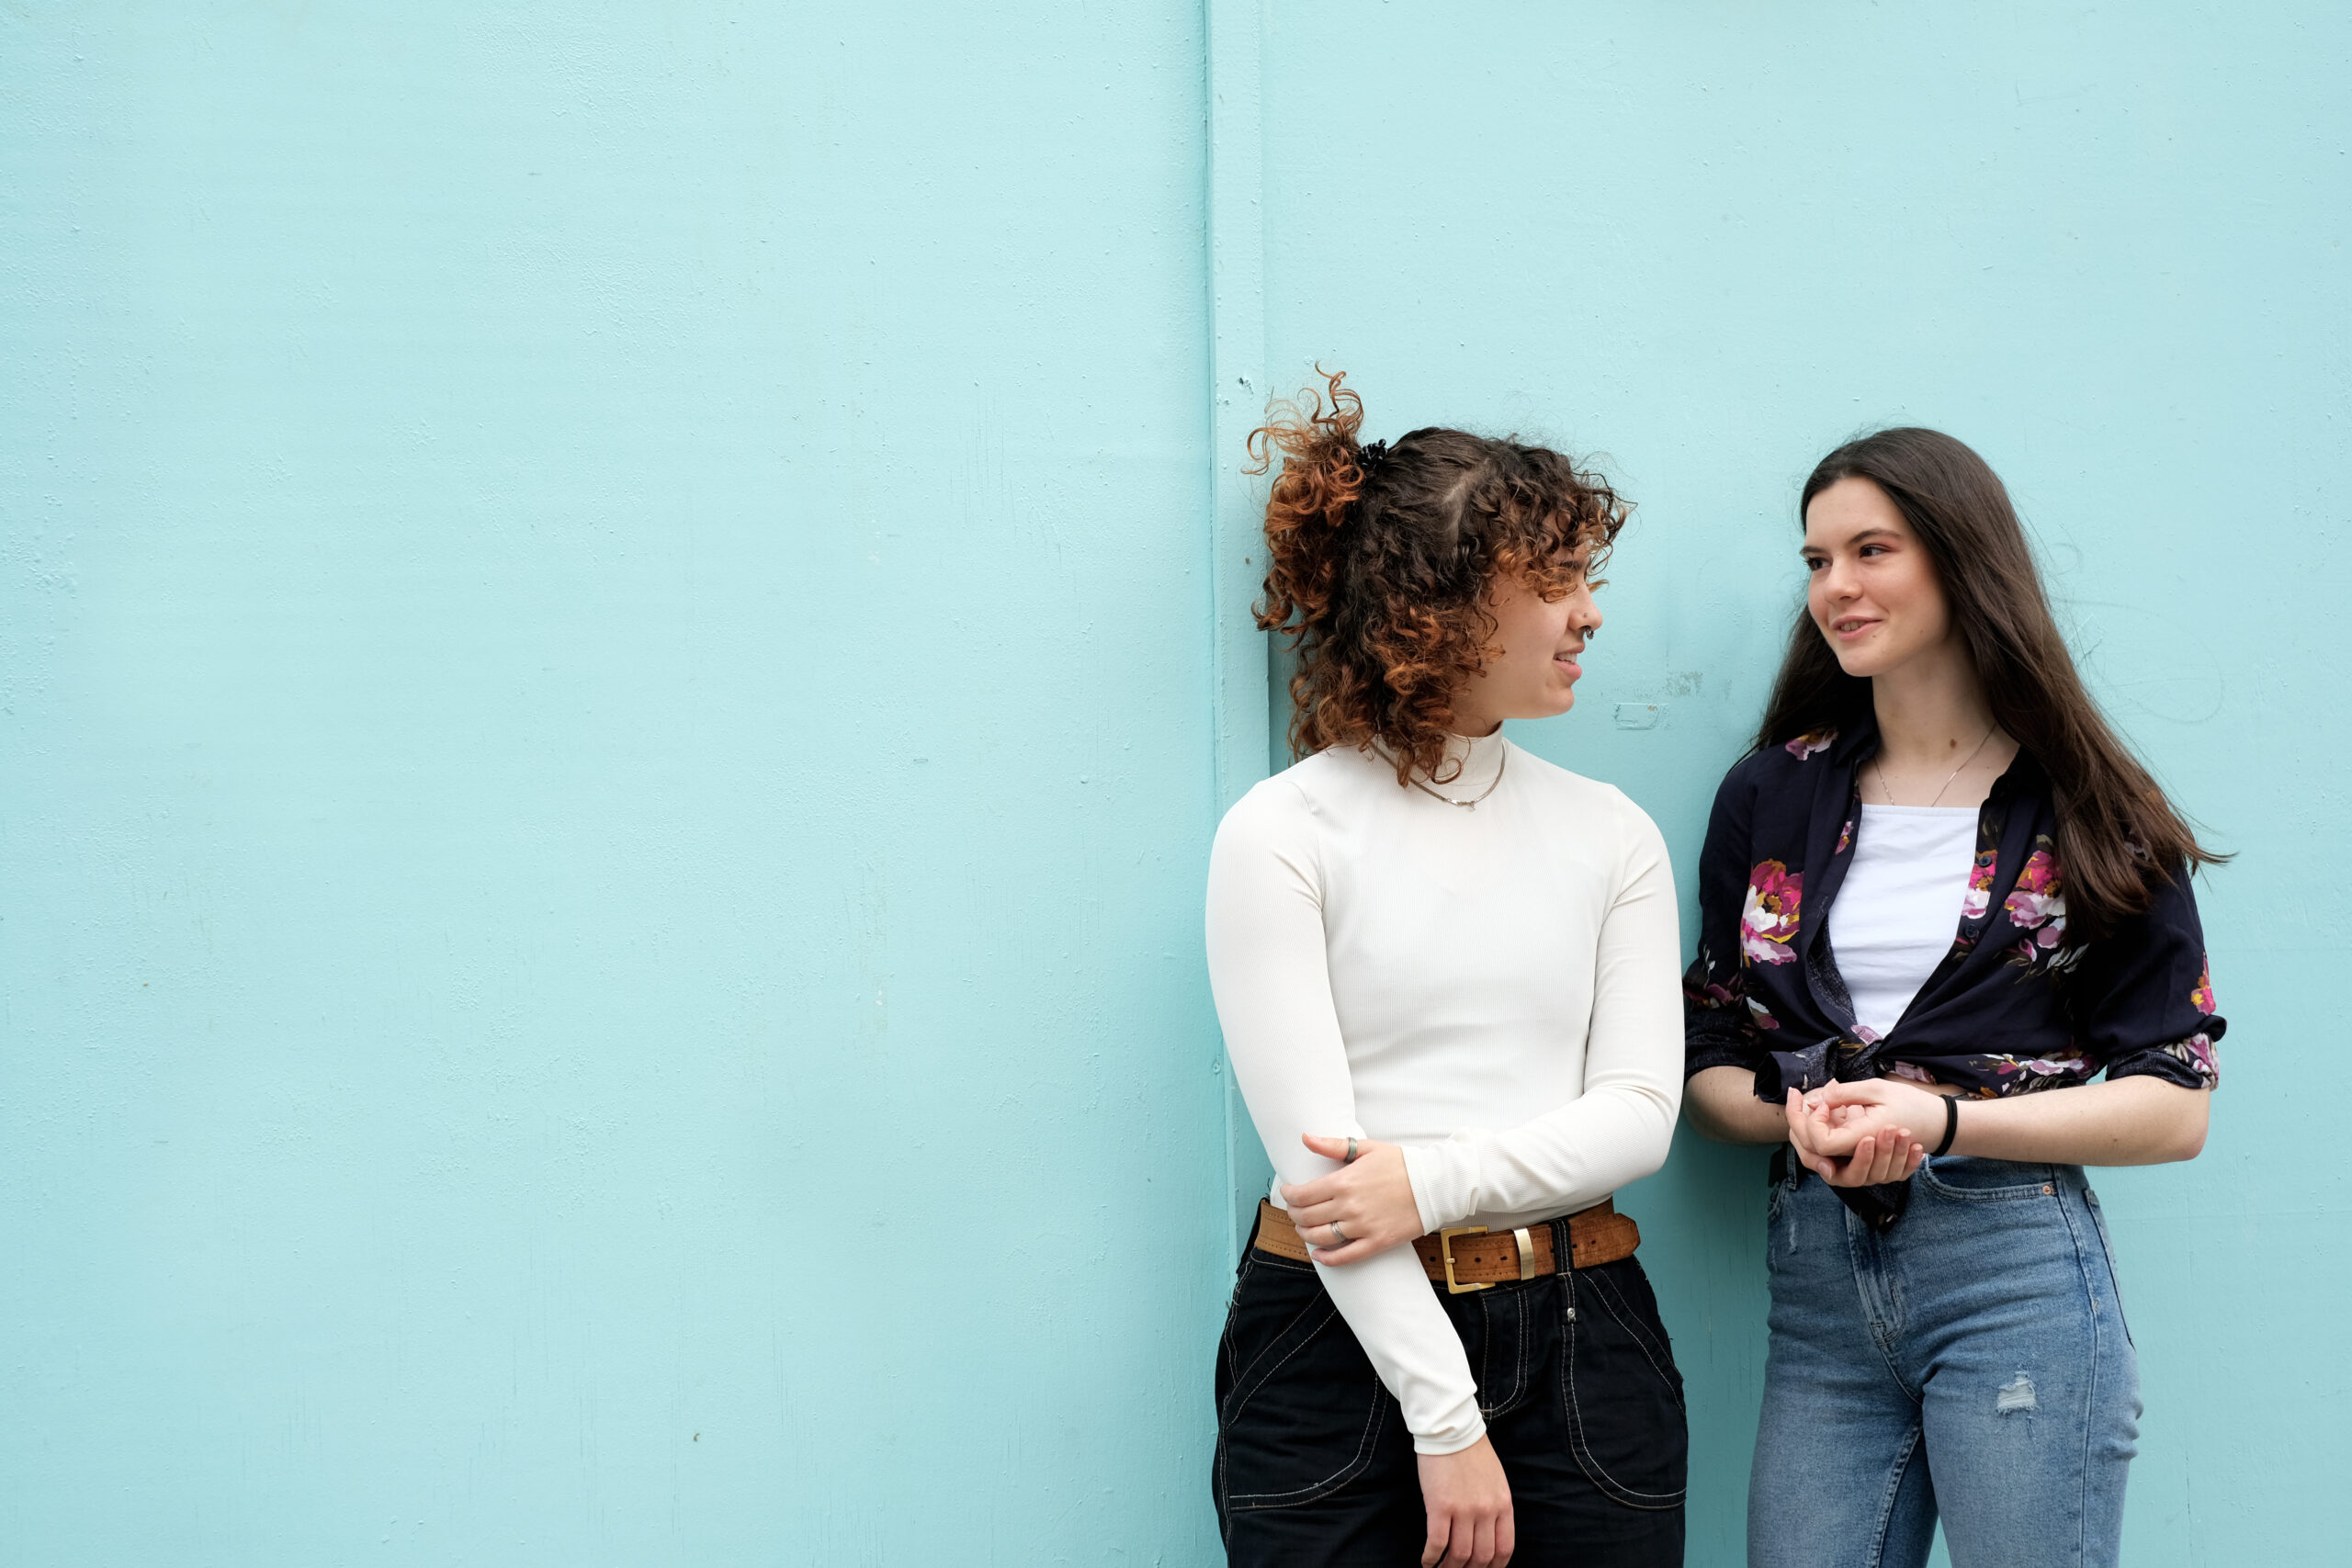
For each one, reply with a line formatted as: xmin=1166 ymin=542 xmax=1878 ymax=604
xmin=1683 ymin=717 xmax=2222 ymax=1100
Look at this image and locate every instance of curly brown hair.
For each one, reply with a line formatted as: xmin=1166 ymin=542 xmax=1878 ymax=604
xmin=1249 ymin=368 xmax=1630 ymax=785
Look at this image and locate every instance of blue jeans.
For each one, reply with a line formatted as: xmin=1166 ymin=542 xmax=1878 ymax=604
xmin=1749 ymin=1156 xmax=2141 ymax=1568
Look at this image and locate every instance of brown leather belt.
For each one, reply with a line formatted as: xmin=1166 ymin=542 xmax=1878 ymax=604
xmin=1255 ymin=1198 xmax=1640 ymax=1293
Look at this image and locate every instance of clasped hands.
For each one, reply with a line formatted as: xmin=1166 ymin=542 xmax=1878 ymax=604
xmin=1287 ymin=1077 xmax=1949 ymax=1262
xmin=1783 ymin=1077 xmax=1948 ymax=1187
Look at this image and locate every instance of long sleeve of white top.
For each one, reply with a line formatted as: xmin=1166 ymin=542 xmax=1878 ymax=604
xmin=1205 ymin=791 xmax=1490 ymax=1455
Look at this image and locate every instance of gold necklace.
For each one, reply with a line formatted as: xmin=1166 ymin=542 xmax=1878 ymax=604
xmin=1871 ymin=723 xmax=1997 ymax=807
xmin=1409 ymin=744 xmax=1509 ymax=809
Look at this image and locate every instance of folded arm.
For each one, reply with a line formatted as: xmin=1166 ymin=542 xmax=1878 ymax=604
xmin=1205 ymin=788 xmax=1488 ymax=1456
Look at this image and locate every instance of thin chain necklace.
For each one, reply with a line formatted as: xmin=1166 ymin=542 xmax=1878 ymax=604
xmin=1871 ymin=723 xmax=1997 ymax=807
xmin=1409 ymin=743 xmax=1509 ymax=809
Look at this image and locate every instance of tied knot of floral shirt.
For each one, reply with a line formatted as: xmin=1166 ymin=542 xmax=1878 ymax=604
xmin=1683 ymin=718 xmax=2222 ymax=1101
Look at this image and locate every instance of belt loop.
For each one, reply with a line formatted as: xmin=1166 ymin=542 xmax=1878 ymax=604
xmin=1553 ymin=1214 xmax=1577 ymax=1321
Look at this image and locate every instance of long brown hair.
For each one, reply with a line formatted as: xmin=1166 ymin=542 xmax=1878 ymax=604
xmin=1250 ymin=368 xmax=1628 ymax=784
xmin=1758 ymin=426 xmax=2222 ymax=937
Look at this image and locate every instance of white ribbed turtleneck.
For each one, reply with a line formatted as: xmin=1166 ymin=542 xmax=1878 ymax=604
xmin=1205 ymin=731 xmax=1682 ymax=1454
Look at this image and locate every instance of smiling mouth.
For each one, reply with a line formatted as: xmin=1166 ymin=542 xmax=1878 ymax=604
xmin=1832 ymin=617 xmax=1878 ymax=636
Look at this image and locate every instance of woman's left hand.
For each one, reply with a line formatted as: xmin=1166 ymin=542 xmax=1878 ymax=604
xmin=1784 ymin=1087 xmax=1928 ymax=1189
xmin=1803 ymin=1077 xmax=1946 ymax=1159
xmin=1282 ymin=1134 xmax=1423 ymax=1266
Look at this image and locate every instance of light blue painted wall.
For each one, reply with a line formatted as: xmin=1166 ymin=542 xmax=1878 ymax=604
xmin=1 ymin=5 xmax=1226 ymax=1562
xmin=1257 ymin=4 xmax=2348 ymax=1564
xmin=3 ymin=4 xmax=2344 ymax=1565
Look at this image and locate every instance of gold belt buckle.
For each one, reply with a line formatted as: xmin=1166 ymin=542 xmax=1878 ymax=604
xmin=1439 ymin=1225 xmax=1491 ymax=1294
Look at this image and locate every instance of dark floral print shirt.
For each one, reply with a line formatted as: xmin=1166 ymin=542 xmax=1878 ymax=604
xmin=1683 ymin=716 xmax=2222 ymax=1100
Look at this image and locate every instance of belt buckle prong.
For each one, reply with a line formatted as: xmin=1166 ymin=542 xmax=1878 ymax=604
xmin=1439 ymin=1225 xmax=1491 ymax=1294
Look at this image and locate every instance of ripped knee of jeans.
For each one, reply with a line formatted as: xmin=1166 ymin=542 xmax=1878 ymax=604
xmin=1996 ymin=1371 xmax=2037 ymax=1415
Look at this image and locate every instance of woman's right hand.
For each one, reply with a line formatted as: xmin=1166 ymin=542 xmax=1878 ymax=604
xmin=1784 ymin=1089 xmax=1925 ymax=1188
xmin=1417 ymin=1435 xmax=1513 ymax=1567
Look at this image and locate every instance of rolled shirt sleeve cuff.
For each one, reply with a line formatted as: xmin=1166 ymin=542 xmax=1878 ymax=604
xmin=2102 ymin=1035 xmax=2220 ymax=1091
xmin=1683 ymin=1038 xmax=1758 ymax=1080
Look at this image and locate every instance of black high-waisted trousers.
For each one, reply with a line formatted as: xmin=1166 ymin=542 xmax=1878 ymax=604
xmin=1214 ymin=1213 xmax=1687 ymax=1566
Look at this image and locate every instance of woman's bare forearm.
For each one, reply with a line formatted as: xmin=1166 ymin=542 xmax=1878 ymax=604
xmin=1688 ymin=1064 xmax=2210 ymax=1167
xmin=1945 ymin=1075 xmax=2209 ymax=1166
xmin=1684 ymin=1066 xmax=1791 ymax=1145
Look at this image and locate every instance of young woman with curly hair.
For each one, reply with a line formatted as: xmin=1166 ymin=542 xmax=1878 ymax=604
xmin=1205 ymin=372 xmax=1688 ymax=1568
xmin=1682 ymin=429 xmax=2223 ymax=1568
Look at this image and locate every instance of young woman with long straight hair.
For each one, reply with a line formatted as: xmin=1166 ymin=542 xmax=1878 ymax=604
xmin=1205 ymin=372 xmax=1688 ymax=1568
xmin=1683 ymin=428 xmax=2223 ymax=1568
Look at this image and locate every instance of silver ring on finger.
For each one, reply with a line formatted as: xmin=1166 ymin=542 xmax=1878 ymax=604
xmin=1329 ymin=1222 xmax=1349 ymax=1246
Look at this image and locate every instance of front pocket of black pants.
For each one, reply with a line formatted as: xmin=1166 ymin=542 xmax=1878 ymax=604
xmin=1560 ymin=1266 xmax=1688 ymax=1510
xmin=1216 ymin=1263 xmax=1390 ymax=1512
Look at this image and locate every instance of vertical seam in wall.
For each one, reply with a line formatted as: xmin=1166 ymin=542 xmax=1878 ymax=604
xmin=1204 ymin=0 xmax=1270 ymax=1264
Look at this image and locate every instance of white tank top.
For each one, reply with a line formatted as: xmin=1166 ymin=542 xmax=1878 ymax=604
xmin=1826 ymin=805 xmax=1979 ymax=1039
